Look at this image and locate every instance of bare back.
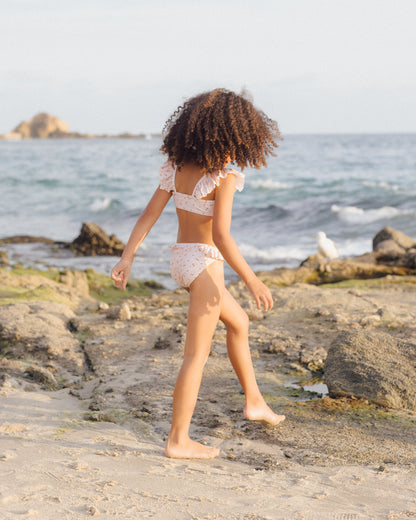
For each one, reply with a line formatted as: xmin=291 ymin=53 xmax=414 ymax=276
xmin=174 ymin=165 xmax=216 ymax=245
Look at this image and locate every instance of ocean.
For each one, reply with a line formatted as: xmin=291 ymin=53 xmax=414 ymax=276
xmin=1 ymin=134 xmax=415 ymax=289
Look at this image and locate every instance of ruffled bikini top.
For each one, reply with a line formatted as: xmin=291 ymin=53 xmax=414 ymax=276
xmin=158 ymin=160 xmax=244 ymax=217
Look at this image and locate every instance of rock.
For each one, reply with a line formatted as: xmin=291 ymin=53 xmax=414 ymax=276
xmin=0 ymin=302 xmax=86 ymax=378
xmin=58 ymin=270 xmax=90 ymax=298
xmin=359 ymin=314 xmax=381 ymax=327
xmin=299 ymin=345 xmax=327 ymax=369
xmin=13 ymin=113 xmax=70 ymax=139
xmin=70 ymin=222 xmax=125 ymax=256
xmin=299 ymin=253 xmax=326 ymax=270
xmin=98 ymin=302 xmax=110 ymax=311
xmin=324 ymin=331 xmax=416 ymax=410
xmin=241 ymin=300 xmax=264 ymax=321
xmin=263 ymin=335 xmax=301 ymax=356
xmin=154 ymin=337 xmax=171 ymax=349
xmin=0 ymin=132 xmax=22 ymax=140
xmin=373 ymin=227 xmax=415 ymax=252
xmin=0 ymin=267 xmax=93 ymax=310
xmin=0 ymin=235 xmax=55 ymax=245
xmin=259 ymin=257 xmax=415 ymax=287
xmin=407 ymin=248 xmax=416 ymax=269
xmin=24 ymin=365 xmax=57 ymax=389
xmin=374 ymin=239 xmax=406 ymax=256
xmin=105 ymin=303 xmax=131 ymax=321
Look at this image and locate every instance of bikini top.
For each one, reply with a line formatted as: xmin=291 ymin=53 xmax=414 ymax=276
xmin=158 ymin=160 xmax=244 ymax=217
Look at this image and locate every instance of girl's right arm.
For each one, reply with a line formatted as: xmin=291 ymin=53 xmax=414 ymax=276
xmin=111 ymin=187 xmax=171 ymax=290
xmin=212 ymin=174 xmax=273 ymax=311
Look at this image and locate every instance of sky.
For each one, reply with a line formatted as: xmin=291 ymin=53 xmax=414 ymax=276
xmin=1 ymin=0 xmax=415 ymax=134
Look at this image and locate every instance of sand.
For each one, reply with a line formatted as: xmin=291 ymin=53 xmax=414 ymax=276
xmin=1 ymin=383 xmax=415 ymax=519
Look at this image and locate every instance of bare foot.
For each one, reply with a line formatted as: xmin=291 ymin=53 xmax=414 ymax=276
xmin=165 ymin=437 xmax=220 ymax=459
xmin=244 ymin=402 xmax=286 ymax=426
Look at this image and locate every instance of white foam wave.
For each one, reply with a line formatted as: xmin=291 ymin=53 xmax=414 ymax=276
xmin=337 ymin=238 xmax=372 ymax=257
xmin=250 ymin=179 xmax=291 ymax=190
xmin=331 ymin=204 xmax=407 ymax=224
xmin=90 ymin=197 xmax=112 ymax=212
xmin=239 ymin=243 xmax=308 ymax=262
xmin=362 ymin=181 xmax=399 ymax=191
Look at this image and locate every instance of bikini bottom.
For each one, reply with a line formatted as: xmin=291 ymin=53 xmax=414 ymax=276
xmin=169 ymin=243 xmax=224 ymax=289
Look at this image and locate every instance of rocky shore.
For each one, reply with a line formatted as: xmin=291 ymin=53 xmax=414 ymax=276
xmin=1 ymin=227 xmax=415 ymax=519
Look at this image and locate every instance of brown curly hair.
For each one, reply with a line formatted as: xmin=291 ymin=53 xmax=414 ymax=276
xmin=160 ymin=88 xmax=282 ymax=172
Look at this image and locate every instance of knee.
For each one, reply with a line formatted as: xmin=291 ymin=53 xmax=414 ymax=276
xmin=226 ymin=309 xmax=249 ymax=336
xmin=183 ymin=349 xmax=210 ymax=367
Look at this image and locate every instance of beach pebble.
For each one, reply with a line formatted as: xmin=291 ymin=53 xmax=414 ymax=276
xmin=360 ymin=314 xmax=381 ymax=327
xmin=105 ymin=302 xmax=131 ymax=321
xmin=98 ymin=302 xmax=109 ymax=311
xmin=154 ymin=337 xmax=171 ymax=350
xmin=87 ymin=504 xmax=100 ymax=516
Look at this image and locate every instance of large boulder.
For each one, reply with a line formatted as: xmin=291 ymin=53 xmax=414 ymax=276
xmin=13 ymin=113 xmax=70 ymax=138
xmin=372 ymin=228 xmax=416 ymax=268
xmin=324 ymin=331 xmax=416 ymax=410
xmin=70 ymin=222 xmax=125 ymax=256
xmin=373 ymin=227 xmax=415 ymax=252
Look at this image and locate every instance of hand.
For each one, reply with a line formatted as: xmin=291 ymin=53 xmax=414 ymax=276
xmin=246 ymin=276 xmax=273 ymax=311
xmin=110 ymin=258 xmax=132 ymax=290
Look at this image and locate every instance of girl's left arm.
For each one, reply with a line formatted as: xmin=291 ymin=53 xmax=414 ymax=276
xmin=212 ymin=175 xmax=273 ymax=310
xmin=111 ymin=187 xmax=171 ymax=289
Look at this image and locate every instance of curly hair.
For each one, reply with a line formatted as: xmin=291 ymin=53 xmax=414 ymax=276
xmin=160 ymin=88 xmax=282 ymax=172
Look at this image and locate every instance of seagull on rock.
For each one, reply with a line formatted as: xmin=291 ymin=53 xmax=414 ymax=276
xmin=315 ymin=231 xmax=339 ymax=260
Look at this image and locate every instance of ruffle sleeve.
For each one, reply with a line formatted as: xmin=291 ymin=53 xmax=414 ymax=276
xmin=158 ymin=160 xmax=176 ymax=192
xmin=193 ymin=168 xmax=245 ymax=199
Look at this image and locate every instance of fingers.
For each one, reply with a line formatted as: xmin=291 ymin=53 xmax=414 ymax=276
xmin=111 ymin=267 xmax=127 ymax=290
xmin=254 ymin=292 xmax=273 ymax=311
xmin=259 ymin=289 xmax=273 ymax=311
xmin=248 ymin=279 xmax=274 ymax=311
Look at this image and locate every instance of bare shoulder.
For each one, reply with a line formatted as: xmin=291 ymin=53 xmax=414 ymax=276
xmin=216 ymin=171 xmax=237 ymax=192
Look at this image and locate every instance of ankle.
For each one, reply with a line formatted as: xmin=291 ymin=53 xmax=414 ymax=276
xmin=167 ymin=430 xmax=189 ymax=446
xmin=244 ymin=393 xmax=264 ymax=408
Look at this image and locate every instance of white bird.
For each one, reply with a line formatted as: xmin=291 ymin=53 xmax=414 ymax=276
xmin=315 ymin=231 xmax=339 ymax=260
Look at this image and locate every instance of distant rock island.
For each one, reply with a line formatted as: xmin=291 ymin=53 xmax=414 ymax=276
xmin=0 ymin=113 xmax=157 ymax=140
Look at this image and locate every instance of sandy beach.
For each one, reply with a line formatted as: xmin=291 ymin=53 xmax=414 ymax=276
xmin=1 ymin=385 xmax=415 ymax=520
xmin=1 ymin=259 xmax=416 ymax=519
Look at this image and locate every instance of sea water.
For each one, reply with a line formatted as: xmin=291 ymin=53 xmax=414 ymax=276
xmin=1 ymin=134 xmax=415 ymax=288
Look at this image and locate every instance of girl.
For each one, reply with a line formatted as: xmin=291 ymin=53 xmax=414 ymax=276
xmin=111 ymin=88 xmax=286 ymax=459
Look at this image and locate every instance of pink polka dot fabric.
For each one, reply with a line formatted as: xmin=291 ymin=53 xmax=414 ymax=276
xmin=169 ymin=243 xmax=224 ymax=288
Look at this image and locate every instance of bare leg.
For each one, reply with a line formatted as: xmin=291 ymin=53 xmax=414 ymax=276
xmin=220 ymin=289 xmax=285 ymax=426
xmin=165 ymin=260 xmax=224 ymax=459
